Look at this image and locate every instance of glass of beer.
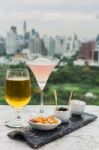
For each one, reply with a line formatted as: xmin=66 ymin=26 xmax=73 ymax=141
xmin=5 ymin=69 xmax=31 ymax=128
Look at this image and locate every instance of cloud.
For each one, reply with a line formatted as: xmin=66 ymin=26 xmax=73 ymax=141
xmin=0 ymin=0 xmax=98 ymax=20
xmin=0 ymin=0 xmax=99 ymax=14
xmin=0 ymin=0 xmax=98 ymax=38
xmin=0 ymin=10 xmax=95 ymax=23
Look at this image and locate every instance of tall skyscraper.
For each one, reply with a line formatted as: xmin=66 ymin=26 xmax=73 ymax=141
xmin=6 ymin=26 xmax=19 ymax=54
xmin=63 ymin=35 xmax=80 ymax=57
xmin=23 ymin=21 xmax=27 ymax=36
xmin=28 ymin=37 xmax=43 ymax=54
xmin=0 ymin=38 xmax=5 ymax=55
xmin=49 ymin=37 xmax=55 ymax=56
xmin=55 ymin=36 xmax=66 ymax=55
xmin=43 ymin=36 xmax=55 ymax=56
xmin=23 ymin=21 xmax=30 ymax=48
xmin=30 ymin=29 xmax=39 ymax=39
xmin=94 ymin=35 xmax=99 ymax=62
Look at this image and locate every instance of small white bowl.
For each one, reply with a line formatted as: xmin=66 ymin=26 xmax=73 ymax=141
xmin=28 ymin=117 xmax=61 ymax=131
xmin=54 ymin=109 xmax=70 ymax=122
xmin=70 ymin=100 xmax=86 ymax=115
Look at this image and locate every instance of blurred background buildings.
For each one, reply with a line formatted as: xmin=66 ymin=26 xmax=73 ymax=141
xmin=0 ymin=21 xmax=99 ymax=66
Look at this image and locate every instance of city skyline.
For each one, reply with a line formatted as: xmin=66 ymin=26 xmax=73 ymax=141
xmin=0 ymin=0 xmax=99 ymax=39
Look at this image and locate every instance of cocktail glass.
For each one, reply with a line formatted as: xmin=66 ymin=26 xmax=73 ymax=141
xmin=27 ymin=56 xmax=58 ymax=113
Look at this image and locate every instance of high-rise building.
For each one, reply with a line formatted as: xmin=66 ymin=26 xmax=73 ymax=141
xmin=17 ymin=35 xmax=24 ymax=50
xmin=64 ymin=35 xmax=80 ymax=57
xmin=25 ymin=32 xmax=30 ymax=40
xmin=0 ymin=38 xmax=5 ymax=55
xmin=48 ymin=37 xmax=55 ymax=56
xmin=94 ymin=35 xmax=99 ymax=62
xmin=43 ymin=36 xmax=55 ymax=57
xmin=28 ymin=37 xmax=42 ymax=54
xmin=40 ymin=39 xmax=47 ymax=55
xmin=55 ymin=36 xmax=66 ymax=55
xmin=28 ymin=28 xmax=42 ymax=55
xmin=6 ymin=26 xmax=19 ymax=54
xmin=30 ymin=29 xmax=39 ymax=39
xmin=78 ymin=41 xmax=95 ymax=60
xmin=23 ymin=21 xmax=27 ymax=37
xmin=23 ymin=21 xmax=30 ymax=48
xmin=11 ymin=26 xmax=17 ymax=33
xmin=43 ymin=34 xmax=80 ymax=57
xmin=43 ymin=35 xmax=55 ymax=56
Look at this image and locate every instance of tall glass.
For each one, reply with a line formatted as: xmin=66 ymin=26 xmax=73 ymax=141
xmin=5 ymin=69 xmax=31 ymax=128
xmin=27 ymin=56 xmax=58 ymax=113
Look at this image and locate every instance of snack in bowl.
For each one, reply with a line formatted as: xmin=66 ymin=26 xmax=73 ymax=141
xmin=28 ymin=116 xmax=61 ymax=130
xmin=54 ymin=107 xmax=70 ymax=123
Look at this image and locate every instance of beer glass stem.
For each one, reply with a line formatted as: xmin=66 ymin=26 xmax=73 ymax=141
xmin=40 ymin=90 xmax=44 ymax=113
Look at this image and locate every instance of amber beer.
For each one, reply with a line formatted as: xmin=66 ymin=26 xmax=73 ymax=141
xmin=5 ymin=77 xmax=31 ymax=109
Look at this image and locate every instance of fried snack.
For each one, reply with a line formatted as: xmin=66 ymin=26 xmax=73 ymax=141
xmin=30 ymin=116 xmax=59 ymax=124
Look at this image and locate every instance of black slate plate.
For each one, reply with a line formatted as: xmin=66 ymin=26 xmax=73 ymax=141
xmin=8 ymin=112 xmax=97 ymax=149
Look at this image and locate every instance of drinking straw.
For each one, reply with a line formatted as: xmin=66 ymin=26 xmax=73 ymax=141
xmin=68 ymin=91 xmax=73 ymax=110
xmin=54 ymin=90 xmax=58 ymax=109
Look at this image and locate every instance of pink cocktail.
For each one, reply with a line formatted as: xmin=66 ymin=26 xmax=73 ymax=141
xmin=27 ymin=56 xmax=58 ymax=113
xmin=29 ymin=64 xmax=55 ymax=90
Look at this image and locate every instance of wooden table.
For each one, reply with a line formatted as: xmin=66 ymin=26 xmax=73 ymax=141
xmin=0 ymin=105 xmax=99 ymax=150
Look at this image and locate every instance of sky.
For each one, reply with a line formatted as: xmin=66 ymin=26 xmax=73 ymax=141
xmin=0 ymin=0 xmax=99 ymax=39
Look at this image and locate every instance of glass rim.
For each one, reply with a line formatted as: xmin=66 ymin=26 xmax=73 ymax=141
xmin=26 ymin=57 xmax=59 ymax=65
xmin=6 ymin=69 xmax=30 ymax=78
xmin=7 ymin=69 xmax=28 ymax=72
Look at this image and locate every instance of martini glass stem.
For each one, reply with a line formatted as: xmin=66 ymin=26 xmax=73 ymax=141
xmin=16 ymin=110 xmax=21 ymax=120
xmin=40 ymin=90 xmax=44 ymax=113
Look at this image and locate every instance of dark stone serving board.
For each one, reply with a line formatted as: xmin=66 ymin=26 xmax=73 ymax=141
xmin=8 ymin=113 xmax=97 ymax=149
